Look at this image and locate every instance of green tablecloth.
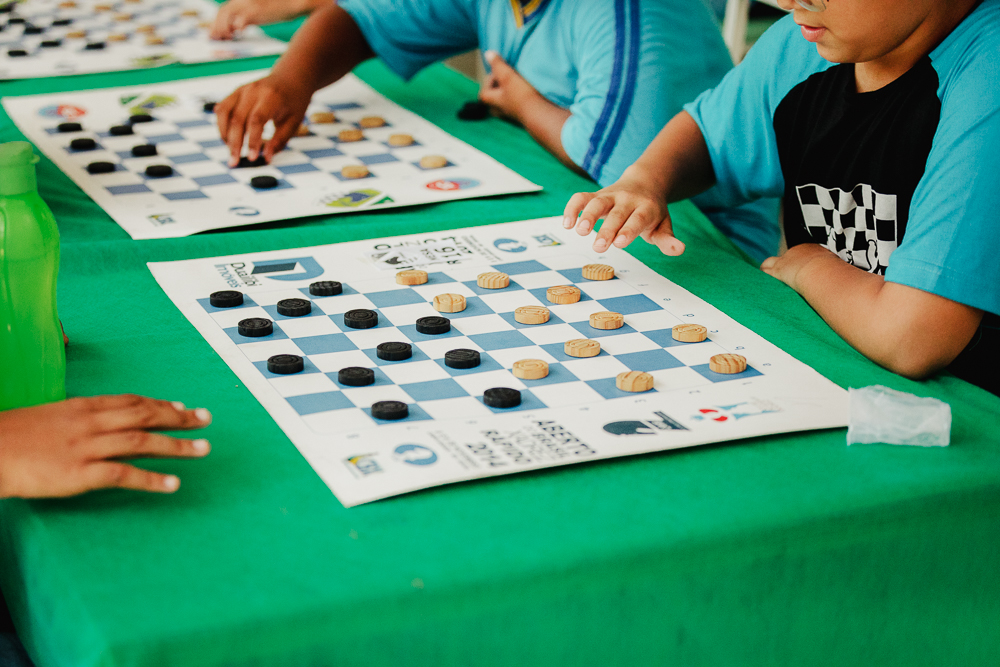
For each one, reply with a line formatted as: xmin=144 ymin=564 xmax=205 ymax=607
xmin=2 ymin=40 xmax=999 ymax=667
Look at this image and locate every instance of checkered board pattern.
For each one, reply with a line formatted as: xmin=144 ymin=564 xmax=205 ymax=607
xmin=0 ymin=0 xmax=285 ymax=80
xmin=4 ymin=71 xmax=541 ymax=240
xmin=197 ymin=257 xmax=763 ymax=435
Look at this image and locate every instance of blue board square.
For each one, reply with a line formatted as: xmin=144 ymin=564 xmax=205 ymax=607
xmin=261 ymin=303 xmax=324 ymax=321
xmin=193 ymin=173 xmax=238 ymax=187
xmin=594 ymin=294 xmax=662 ymax=315
xmin=363 ymin=402 xmax=433 ymax=424
xmin=434 ymin=354 xmax=504 ymax=376
xmin=358 ymin=153 xmax=399 ymax=165
xmin=515 ymin=362 xmax=578 ymax=386
xmin=327 ymin=366 xmax=392 ymax=388
xmin=144 ymin=132 xmax=185 ymax=143
xmin=106 ymin=183 xmax=152 ymax=195
xmin=539 ymin=341 xmax=609 ymax=362
xmin=294 ymin=333 xmax=357 ymax=355
xmin=223 ymin=324 xmax=288 ymax=345
xmin=398 ymin=378 xmax=469 ymax=402
xmin=396 ymin=323 xmax=463 ymax=342
xmin=328 ymin=102 xmax=362 ymax=110
xmin=163 ymin=190 xmax=209 ymax=201
xmin=362 ymin=346 xmax=431 ymax=365
xmin=498 ymin=311 xmax=565 ymax=330
xmin=438 ymin=296 xmax=494 ymax=319
xmin=613 ymin=349 xmax=684 ymax=372
xmin=461 ymin=278 xmax=524 ymax=296
xmin=365 ymin=288 xmax=425 ymax=309
xmin=691 ymin=364 xmax=763 ymax=383
xmin=527 ymin=286 xmax=593 ymax=305
xmin=252 ymin=356 xmax=321 ymax=379
xmin=569 ymin=321 xmax=637 ymax=339
xmin=302 ymin=147 xmax=343 ymax=159
xmin=196 ymin=294 xmax=258 ymax=313
xmin=468 ymin=330 xmax=534 ymax=351
xmin=169 ymin=153 xmax=211 ymax=164
xmin=557 ymin=268 xmax=618 ymax=283
xmin=587 ymin=378 xmax=658 ymax=400
xmin=287 ymin=391 xmax=354 ymax=416
xmin=477 ymin=389 xmax=546 ymax=413
xmin=277 ymin=163 xmax=320 ymax=175
xmin=175 ymin=119 xmax=213 ymax=129
xmin=492 ymin=260 xmax=549 ymax=275
xmin=297 ymin=283 xmax=361 ymax=299
xmin=642 ymin=328 xmax=714 ymax=348
xmin=198 ymin=139 xmax=226 ymax=149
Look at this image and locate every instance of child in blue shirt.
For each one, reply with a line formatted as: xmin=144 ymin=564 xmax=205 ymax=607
xmin=563 ymin=0 xmax=1000 ymax=394
xmin=213 ymin=0 xmax=782 ymax=262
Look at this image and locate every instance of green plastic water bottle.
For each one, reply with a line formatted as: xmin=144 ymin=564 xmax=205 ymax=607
xmin=0 ymin=141 xmax=65 ymax=410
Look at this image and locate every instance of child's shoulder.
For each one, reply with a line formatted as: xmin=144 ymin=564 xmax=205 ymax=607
xmin=931 ymin=1 xmax=1000 ymax=108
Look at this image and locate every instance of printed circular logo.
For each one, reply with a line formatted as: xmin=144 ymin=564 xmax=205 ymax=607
xmin=425 ymin=178 xmax=480 ymax=191
xmin=38 ymin=104 xmax=86 ymax=119
xmin=493 ymin=238 xmax=528 ymax=253
xmin=393 ymin=444 xmax=438 ymax=466
xmin=229 ymin=206 xmax=260 ymax=217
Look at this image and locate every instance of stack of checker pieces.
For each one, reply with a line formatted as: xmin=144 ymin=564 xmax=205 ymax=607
xmin=197 ymin=258 xmax=755 ymax=432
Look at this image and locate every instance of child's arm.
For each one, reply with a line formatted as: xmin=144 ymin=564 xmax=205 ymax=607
xmin=762 ymin=245 xmax=984 ymax=378
xmin=215 ymin=3 xmax=375 ymax=165
xmin=0 ymin=396 xmax=212 ymax=498
xmin=562 ymin=111 xmax=716 ymax=255
xmin=210 ymin=0 xmax=328 ymax=41
xmin=478 ymin=52 xmax=585 ymax=177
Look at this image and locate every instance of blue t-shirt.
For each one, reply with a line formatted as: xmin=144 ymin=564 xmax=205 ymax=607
xmin=685 ymin=2 xmax=1000 ymax=319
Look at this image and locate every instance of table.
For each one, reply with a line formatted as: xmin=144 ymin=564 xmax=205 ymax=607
xmin=2 ymin=32 xmax=1000 ymax=667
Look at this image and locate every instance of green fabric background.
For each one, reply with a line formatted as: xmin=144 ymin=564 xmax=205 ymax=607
xmin=1 ymin=26 xmax=999 ymax=667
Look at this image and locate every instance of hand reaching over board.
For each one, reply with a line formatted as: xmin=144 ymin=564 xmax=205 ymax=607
xmin=210 ymin=0 xmax=327 ymax=40
xmin=215 ymin=74 xmax=313 ymax=166
xmin=0 ymin=395 xmax=212 ymax=498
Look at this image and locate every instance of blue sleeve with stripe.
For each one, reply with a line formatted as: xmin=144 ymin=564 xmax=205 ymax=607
xmin=339 ymin=0 xmax=479 ymax=81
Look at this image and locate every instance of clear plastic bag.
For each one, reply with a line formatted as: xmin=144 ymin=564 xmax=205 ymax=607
xmin=847 ymin=385 xmax=951 ymax=447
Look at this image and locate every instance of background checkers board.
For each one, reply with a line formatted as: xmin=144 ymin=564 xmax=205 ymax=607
xmin=193 ymin=259 xmax=763 ymax=434
xmin=0 ymin=0 xmax=285 ymax=80
xmin=3 ymin=71 xmax=541 ymax=239
xmin=150 ymin=218 xmax=848 ymax=507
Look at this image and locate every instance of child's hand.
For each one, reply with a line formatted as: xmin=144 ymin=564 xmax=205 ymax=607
xmin=760 ymin=243 xmax=839 ymax=292
xmin=0 ymin=395 xmax=212 ymax=498
xmin=563 ymin=173 xmax=685 ymax=256
xmin=215 ymin=74 xmax=312 ymax=166
xmin=478 ymin=51 xmax=541 ymax=124
xmin=210 ymin=0 xmax=322 ymax=40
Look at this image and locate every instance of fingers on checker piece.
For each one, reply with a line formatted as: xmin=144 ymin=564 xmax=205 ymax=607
xmin=513 ymin=359 xmax=548 ymax=380
xmin=616 ymin=371 xmax=654 ymax=393
xmin=672 ymin=323 xmax=707 ymax=343
xmin=589 ymin=311 xmax=624 ymax=330
xmin=514 ymin=306 xmax=549 ymax=325
xmin=477 ymin=272 xmax=509 ymax=289
xmin=546 ymin=285 xmax=580 ymax=304
xmin=582 ymin=263 xmax=614 ymax=281
xmin=709 ymin=353 xmax=747 ymax=374
xmin=395 ymin=270 xmax=428 ymax=285
xmin=433 ymin=293 xmax=466 ymax=313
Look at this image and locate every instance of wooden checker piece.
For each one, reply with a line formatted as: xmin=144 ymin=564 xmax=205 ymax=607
xmin=709 ymin=353 xmax=747 ymax=375
xmin=512 ymin=359 xmax=549 ymax=380
xmin=341 ymin=165 xmax=370 ymax=179
xmin=395 ymin=269 xmax=428 ymax=286
xmin=338 ymin=128 xmax=364 ymax=142
xmin=181 ymin=9 xmax=200 ymax=16
xmin=65 ymin=30 xmax=87 ymax=38
xmin=672 ymin=323 xmax=708 ymax=343
xmin=136 ymin=24 xmax=157 ymax=33
xmin=589 ymin=311 xmax=624 ymax=330
xmin=546 ymin=285 xmax=580 ymax=305
xmin=94 ymin=3 xmax=112 ymax=10
xmin=309 ymin=111 xmax=336 ymax=124
xmin=582 ymin=264 xmax=614 ymax=281
xmin=113 ymin=12 xmax=132 ymax=21
xmin=108 ymin=33 xmax=128 ymax=42
xmin=433 ymin=293 xmax=466 ymax=313
xmin=388 ymin=133 xmax=414 ymax=147
xmin=564 ymin=338 xmax=600 ymax=358
xmin=294 ymin=124 xmax=310 ymax=137
xmin=359 ymin=116 xmax=386 ymax=128
xmin=145 ymin=35 xmax=165 ymax=45
xmin=419 ymin=155 xmax=448 ymax=169
xmin=616 ymin=371 xmax=654 ymax=393
xmin=514 ymin=305 xmax=550 ymax=325
xmin=477 ymin=272 xmax=509 ymax=289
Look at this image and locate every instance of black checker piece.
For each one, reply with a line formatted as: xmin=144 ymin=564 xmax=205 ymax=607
xmin=209 ymin=290 xmax=243 ymax=308
xmin=415 ymin=316 xmax=450 ymax=335
xmin=276 ymin=298 xmax=311 ymax=317
xmin=444 ymin=348 xmax=480 ymax=369
xmin=376 ymin=342 xmax=412 ymax=361
xmin=309 ymin=281 xmax=342 ymax=297
xmin=484 ymin=387 xmax=521 ymax=409
xmin=371 ymin=400 xmax=408 ymax=421
xmin=338 ymin=366 xmax=374 ymax=386
xmin=267 ymin=354 xmax=304 ymax=375
xmin=344 ymin=309 xmax=377 ymax=329
xmin=238 ymin=317 xmax=273 ymax=338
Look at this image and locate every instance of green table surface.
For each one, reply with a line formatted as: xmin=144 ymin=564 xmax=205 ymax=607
xmin=2 ymin=33 xmax=1000 ymax=667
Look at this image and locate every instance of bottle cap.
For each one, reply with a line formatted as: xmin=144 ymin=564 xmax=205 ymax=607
xmin=0 ymin=141 xmax=40 ymax=196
